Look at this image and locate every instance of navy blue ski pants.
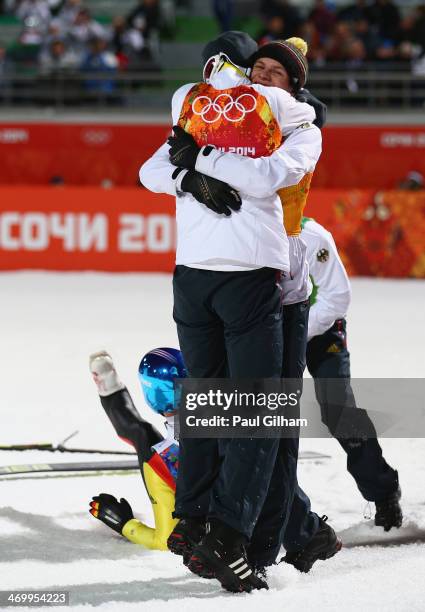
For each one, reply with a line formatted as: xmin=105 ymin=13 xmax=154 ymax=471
xmin=249 ymin=300 xmax=319 ymax=564
xmin=307 ymin=319 xmax=399 ymax=503
xmin=172 ymin=265 xmax=287 ymax=539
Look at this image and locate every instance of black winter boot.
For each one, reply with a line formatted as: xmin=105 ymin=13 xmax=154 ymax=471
xmin=188 ymin=519 xmax=268 ymax=593
xmin=167 ymin=517 xmax=206 ymax=558
xmin=375 ymin=487 xmax=402 ymax=531
xmin=282 ymin=515 xmax=342 ymax=573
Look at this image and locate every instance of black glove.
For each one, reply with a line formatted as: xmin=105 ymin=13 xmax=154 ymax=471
xmin=167 ymin=125 xmax=200 ymax=169
xmin=296 ymin=88 xmax=327 ymax=129
xmin=180 ymin=169 xmax=242 ymax=216
xmin=89 ymin=493 xmax=133 ymax=534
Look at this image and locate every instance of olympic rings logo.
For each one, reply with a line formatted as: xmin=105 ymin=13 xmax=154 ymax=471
xmin=192 ymin=93 xmax=257 ymax=123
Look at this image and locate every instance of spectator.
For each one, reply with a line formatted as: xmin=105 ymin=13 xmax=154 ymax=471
xmin=257 ymin=14 xmax=287 ymax=45
xmin=43 ymin=16 xmax=65 ymax=46
xmin=69 ymin=8 xmax=106 ymax=55
xmin=338 ymin=0 xmax=368 ymax=24
xmin=212 ymin=0 xmax=234 ymax=32
xmin=259 ymin=0 xmax=303 ymax=38
xmin=395 ymin=40 xmax=418 ymax=65
xmin=16 ymin=0 xmax=51 ymax=24
xmin=80 ymin=36 xmax=118 ymax=95
xmin=298 ymin=20 xmax=325 ymax=65
xmin=38 ymin=37 xmax=79 ymax=74
xmin=374 ymin=38 xmax=396 ymax=61
xmin=365 ymin=0 xmax=401 ymax=44
xmin=126 ymin=0 xmax=160 ymax=38
xmin=126 ymin=0 xmax=160 ymax=59
xmin=309 ymin=0 xmax=336 ymax=41
xmin=19 ymin=15 xmax=46 ymax=44
xmin=325 ymin=21 xmax=356 ymax=62
xmin=335 ymin=2 xmax=377 ymax=60
xmin=108 ymin=15 xmax=145 ymax=69
xmin=353 ymin=18 xmax=379 ymax=58
xmin=57 ymin=0 xmax=82 ymax=26
xmin=345 ymin=37 xmax=367 ymax=67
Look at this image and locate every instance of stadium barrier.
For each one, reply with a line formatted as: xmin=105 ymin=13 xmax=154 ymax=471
xmin=0 ymin=123 xmax=424 ymax=189
xmin=0 ymin=70 xmax=424 ymax=110
xmin=0 ymin=187 xmax=424 ymax=277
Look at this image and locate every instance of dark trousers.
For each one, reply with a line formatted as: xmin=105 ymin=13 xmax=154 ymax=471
xmin=280 ymin=301 xmax=320 ymax=552
xmin=249 ymin=300 xmax=319 ymax=564
xmin=307 ymin=319 xmax=399 ymax=502
xmin=173 ymin=265 xmax=284 ymax=538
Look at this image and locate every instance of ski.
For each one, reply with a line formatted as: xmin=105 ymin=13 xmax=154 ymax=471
xmin=0 ymin=451 xmax=328 ymax=478
xmin=0 ymin=446 xmax=327 ymax=459
xmin=0 ymin=459 xmax=140 ymax=477
xmin=0 ymin=430 xmax=136 ymax=455
xmin=0 ymin=443 xmax=136 ymax=455
xmin=0 ymin=443 xmax=54 ymax=451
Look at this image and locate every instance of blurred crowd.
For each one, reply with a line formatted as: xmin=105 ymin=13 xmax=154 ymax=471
xmin=207 ymin=0 xmax=425 ymax=72
xmin=258 ymin=0 xmax=425 ymax=70
xmin=0 ymin=0 xmax=424 ymax=79
xmin=0 ymin=0 xmax=169 ymax=78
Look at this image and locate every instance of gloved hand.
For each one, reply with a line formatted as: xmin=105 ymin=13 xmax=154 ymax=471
xmin=168 ymin=125 xmax=200 ymax=169
xmin=89 ymin=493 xmax=133 ymax=534
xmin=181 ymin=169 xmax=242 ymax=216
xmin=296 ymin=88 xmax=327 ymax=129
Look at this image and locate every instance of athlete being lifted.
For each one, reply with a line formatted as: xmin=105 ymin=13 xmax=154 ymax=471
xmin=139 ymin=31 xmax=324 ymax=593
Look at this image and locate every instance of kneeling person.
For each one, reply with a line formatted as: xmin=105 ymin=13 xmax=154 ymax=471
xmin=88 ymin=348 xmax=185 ymax=550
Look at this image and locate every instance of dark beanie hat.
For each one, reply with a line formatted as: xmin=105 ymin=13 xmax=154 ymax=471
xmin=202 ymin=30 xmax=258 ymax=68
xmin=250 ymin=38 xmax=308 ymax=91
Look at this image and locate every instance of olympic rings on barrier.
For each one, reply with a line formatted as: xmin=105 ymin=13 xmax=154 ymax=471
xmin=191 ymin=93 xmax=257 ymax=123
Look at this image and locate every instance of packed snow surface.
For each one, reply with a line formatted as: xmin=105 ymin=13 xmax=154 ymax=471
xmin=1 ymin=273 xmax=424 ymax=611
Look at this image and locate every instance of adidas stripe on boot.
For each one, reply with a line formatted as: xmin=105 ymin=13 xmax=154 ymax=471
xmin=188 ymin=519 xmax=268 ymax=593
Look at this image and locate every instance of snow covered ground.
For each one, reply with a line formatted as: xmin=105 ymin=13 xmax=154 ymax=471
xmin=1 ymin=273 xmax=425 ymax=611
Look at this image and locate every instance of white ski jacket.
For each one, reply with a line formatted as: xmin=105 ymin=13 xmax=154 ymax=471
xmin=301 ymin=218 xmax=352 ymax=340
xmin=139 ymin=68 xmax=319 ymax=273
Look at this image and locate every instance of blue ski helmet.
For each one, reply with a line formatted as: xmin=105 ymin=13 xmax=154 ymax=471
xmin=138 ymin=347 xmax=187 ymax=415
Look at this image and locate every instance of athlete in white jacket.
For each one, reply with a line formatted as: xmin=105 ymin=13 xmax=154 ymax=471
xmin=140 ymin=31 xmax=326 ymax=593
xmin=302 ymin=217 xmax=352 ymax=339
xmin=302 ymin=217 xmax=402 ymax=532
xmin=140 ymin=53 xmax=318 ymax=274
xmin=256 ymin=218 xmax=401 ymax=570
xmin=159 ymin=38 xmax=322 ymax=309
